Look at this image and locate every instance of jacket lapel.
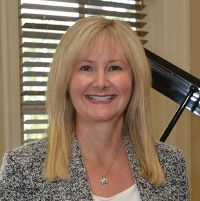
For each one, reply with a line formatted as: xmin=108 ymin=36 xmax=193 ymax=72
xmin=69 ymin=138 xmax=93 ymax=201
xmin=124 ymin=135 xmax=176 ymax=201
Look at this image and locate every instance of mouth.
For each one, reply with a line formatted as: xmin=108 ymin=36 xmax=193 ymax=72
xmin=85 ymin=95 xmax=116 ymax=102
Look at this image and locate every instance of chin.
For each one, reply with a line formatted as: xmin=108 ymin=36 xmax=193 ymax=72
xmin=88 ymin=114 xmax=122 ymax=123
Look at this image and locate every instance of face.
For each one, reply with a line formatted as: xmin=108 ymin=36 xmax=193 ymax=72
xmin=69 ymin=42 xmax=133 ymax=124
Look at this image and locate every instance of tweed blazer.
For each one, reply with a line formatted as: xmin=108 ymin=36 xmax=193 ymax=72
xmin=0 ymin=135 xmax=189 ymax=201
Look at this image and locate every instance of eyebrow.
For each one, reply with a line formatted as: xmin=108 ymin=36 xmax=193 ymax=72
xmin=80 ymin=59 xmax=125 ymax=63
xmin=81 ymin=60 xmax=93 ymax=63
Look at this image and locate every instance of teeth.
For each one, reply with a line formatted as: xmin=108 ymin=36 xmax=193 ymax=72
xmin=86 ymin=95 xmax=113 ymax=101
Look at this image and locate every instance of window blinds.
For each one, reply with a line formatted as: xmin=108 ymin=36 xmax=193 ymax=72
xmin=19 ymin=0 xmax=147 ymax=143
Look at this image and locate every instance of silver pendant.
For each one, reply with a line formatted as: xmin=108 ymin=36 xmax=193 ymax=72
xmin=100 ymin=176 xmax=109 ymax=185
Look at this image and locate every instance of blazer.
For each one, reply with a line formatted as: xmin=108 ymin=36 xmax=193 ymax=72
xmin=0 ymin=135 xmax=190 ymax=201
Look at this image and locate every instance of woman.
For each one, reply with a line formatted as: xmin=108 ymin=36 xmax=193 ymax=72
xmin=0 ymin=16 xmax=189 ymax=200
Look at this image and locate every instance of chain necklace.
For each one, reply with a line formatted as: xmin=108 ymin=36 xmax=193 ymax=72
xmin=82 ymin=143 xmax=122 ymax=185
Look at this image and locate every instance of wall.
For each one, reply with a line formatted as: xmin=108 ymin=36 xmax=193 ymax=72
xmin=144 ymin=0 xmax=191 ymax=171
xmin=0 ymin=0 xmax=5 ymax=164
xmin=0 ymin=31 xmax=4 ymax=163
xmin=145 ymin=0 xmax=200 ymax=200
xmin=190 ymin=1 xmax=200 ymax=200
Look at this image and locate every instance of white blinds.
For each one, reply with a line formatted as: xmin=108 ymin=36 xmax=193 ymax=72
xmin=19 ymin=0 xmax=147 ymax=143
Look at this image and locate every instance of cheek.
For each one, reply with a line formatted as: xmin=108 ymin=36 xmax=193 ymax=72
xmin=69 ymin=74 xmax=90 ymax=101
xmin=114 ymin=75 xmax=133 ymax=95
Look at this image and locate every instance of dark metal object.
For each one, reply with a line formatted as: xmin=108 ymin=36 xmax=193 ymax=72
xmin=145 ymin=49 xmax=200 ymax=141
xmin=159 ymin=86 xmax=197 ymax=142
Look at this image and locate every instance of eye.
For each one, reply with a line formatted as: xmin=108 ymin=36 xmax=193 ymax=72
xmin=108 ymin=65 xmax=122 ymax=71
xmin=79 ymin=65 xmax=93 ymax=71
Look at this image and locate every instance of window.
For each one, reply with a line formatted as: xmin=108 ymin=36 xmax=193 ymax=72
xmin=19 ymin=0 xmax=147 ymax=143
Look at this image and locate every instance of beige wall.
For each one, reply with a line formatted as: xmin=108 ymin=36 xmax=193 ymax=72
xmin=144 ymin=0 xmax=191 ymax=169
xmin=0 ymin=34 xmax=4 ymax=163
xmin=0 ymin=0 xmax=4 ymax=164
xmin=190 ymin=1 xmax=200 ymax=201
xmin=145 ymin=0 xmax=200 ymax=200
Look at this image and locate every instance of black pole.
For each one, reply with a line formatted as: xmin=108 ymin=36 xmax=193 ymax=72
xmin=159 ymin=85 xmax=198 ymax=142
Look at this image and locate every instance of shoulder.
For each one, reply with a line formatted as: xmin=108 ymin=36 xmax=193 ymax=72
xmin=155 ymin=142 xmax=190 ymax=199
xmin=155 ymin=141 xmax=185 ymax=161
xmin=0 ymin=139 xmax=48 ymax=199
xmin=13 ymin=138 xmax=47 ymax=155
xmin=5 ymin=138 xmax=47 ymax=161
xmin=155 ymin=141 xmax=187 ymax=174
xmin=1 ymin=138 xmax=48 ymax=174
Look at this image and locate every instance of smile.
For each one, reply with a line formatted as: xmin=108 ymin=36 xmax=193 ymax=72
xmin=85 ymin=95 xmax=116 ymax=102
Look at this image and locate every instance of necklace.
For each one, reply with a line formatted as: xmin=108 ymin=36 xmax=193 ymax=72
xmin=82 ymin=143 xmax=122 ymax=185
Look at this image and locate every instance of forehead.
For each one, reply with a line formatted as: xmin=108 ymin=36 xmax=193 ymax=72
xmin=79 ymin=38 xmax=126 ymax=62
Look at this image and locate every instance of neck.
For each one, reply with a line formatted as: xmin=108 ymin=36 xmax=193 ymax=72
xmin=76 ymin=118 xmax=124 ymax=163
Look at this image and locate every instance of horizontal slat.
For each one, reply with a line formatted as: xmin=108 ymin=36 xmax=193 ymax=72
xmin=21 ymin=4 xmax=146 ymax=19
xmin=22 ymin=91 xmax=46 ymax=96
xmin=24 ymin=119 xmax=48 ymax=124
xmin=22 ymin=107 xmax=46 ymax=115
xmin=136 ymin=31 xmax=148 ymax=37
xmin=23 ymin=81 xmax=47 ymax=86
xmin=20 ymin=13 xmax=81 ymax=22
xmin=22 ymin=21 xmax=146 ymax=31
xmin=21 ymin=42 xmax=58 ymax=49
xmin=131 ymin=22 xmax=146 ymax=28
xmin=23 ymin=111 xmax=46 ymax=115
xmin=23 ymin=129 xmax=46 ymax=134
xmin=22 ymin=30 xmax=147 ymax=40
xmin=22 ymin=23 xmax=69 ymax=31
xmin=22 ymin=62 xmax=51 ymax=67
xmin=22 ymin=52 xmax=54 ymax=58
xmin=22 ymin=31 xmax=63 ymax=39
xmin=22 ymin=71 xmax=48 ymax=77
xmin=23 ymin=100 xmax=45 ymax=105
xmin=141 ymin=39 xmax=148 ymax=45
xmin=43 ymin=0 xmax=143 ymax=2
xmin=41 ymin=0 xmax=145 ymax=10
xmin=20 ymin=14 xmax=146 ymax=28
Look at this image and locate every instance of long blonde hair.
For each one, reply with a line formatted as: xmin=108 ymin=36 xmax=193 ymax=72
xmin=44 ymin=16 xmax=165 ymax=185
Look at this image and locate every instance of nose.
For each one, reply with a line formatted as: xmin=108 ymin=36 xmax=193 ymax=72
xmin=93 ymin=69 xmax=109 ymax=89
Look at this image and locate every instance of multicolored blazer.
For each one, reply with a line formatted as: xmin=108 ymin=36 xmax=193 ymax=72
xmin=0 ymin=135 xmax=189 ymax=200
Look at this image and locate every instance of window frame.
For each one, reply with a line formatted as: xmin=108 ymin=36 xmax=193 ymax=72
xmin=0 ymin=0 xmax=21 ymax=152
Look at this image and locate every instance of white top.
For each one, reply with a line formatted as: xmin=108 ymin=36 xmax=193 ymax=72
xmin=92 ymin=184 xmax=142 ymax=201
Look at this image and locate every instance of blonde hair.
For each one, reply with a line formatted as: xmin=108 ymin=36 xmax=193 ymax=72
xmin=44 ymin=16 xmax=165 ymax=185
